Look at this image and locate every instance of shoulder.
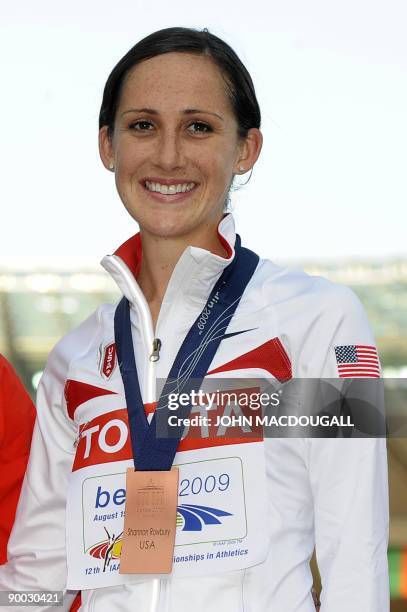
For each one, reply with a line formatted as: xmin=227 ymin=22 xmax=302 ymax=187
xmin=256 ymin=257 xmax=365 ymax=319
xmin=253 ymin=259 xmax=375 ymax=376
xmin=44 ymin=303 xmax=116 ymax=383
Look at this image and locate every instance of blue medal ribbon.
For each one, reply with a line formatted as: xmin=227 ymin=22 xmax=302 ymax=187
xmin=114 ymin=235 xmax=259 ymax=471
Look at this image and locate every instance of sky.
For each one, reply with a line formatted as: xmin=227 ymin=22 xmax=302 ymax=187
xmin=0 ymin=0 xmax=406 ymax=267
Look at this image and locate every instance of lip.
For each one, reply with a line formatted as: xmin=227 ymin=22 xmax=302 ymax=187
xmin=140 ymin=179 xmax=199 ymax=203
xmin=140 ymin=177 xmax=198 ymax=186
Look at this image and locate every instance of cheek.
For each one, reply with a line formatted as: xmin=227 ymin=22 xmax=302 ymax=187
xmin=205 ymin=150 xmax=235 ymax=185
xmin=116 ymin=148 xmax=141 ymax=173
xmin=213 ymin=140 xmax=239 ymax=172
xmin=212 ymin=164 xmax=234 ymax=195
xmin=113 ymin=135 xmax=147 ymax=170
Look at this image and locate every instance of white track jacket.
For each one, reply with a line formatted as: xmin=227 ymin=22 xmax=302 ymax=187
xmin=0 ymin=214 xmax=389 ymax=611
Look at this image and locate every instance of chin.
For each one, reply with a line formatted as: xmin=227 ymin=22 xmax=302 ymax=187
xmin=133 ymin=213 xmax=194 ymax=240
xmin=125 ymin=202 xmax=199 ymax=235
xmin=148 ymin=221 xmax=197 ymax=240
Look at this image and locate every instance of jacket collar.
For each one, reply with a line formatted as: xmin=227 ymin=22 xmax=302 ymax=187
xmin=100 ymin=214 xmax=237 ymax=308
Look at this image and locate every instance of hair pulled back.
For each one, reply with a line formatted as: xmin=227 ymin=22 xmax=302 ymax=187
xmin=99 ymin=27 xmax=261 ymax=140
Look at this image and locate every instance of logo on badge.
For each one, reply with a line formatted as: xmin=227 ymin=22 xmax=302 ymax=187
xmin=88 ymin=503 xmax=233 ymax=569
xmin=99 ymin=342 xmax=116 ymax=380
xmin=89 ymin=527 xmax=123 ymax=572
xmin=136 ymin=480 xmax=165 ymax=515
xmin=176 ymin=504 xmax=232 ymax=532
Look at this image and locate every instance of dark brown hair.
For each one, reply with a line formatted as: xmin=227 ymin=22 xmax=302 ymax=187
xmin=99 ymin=26 xmax=261 ymax=140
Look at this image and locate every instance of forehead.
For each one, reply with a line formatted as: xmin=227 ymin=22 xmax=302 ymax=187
xmin=118 ymin=52 xmax=233 ymax=114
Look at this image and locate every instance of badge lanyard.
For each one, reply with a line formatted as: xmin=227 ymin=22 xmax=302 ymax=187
xmin=114 ymin=235 xmax=259 ymax=472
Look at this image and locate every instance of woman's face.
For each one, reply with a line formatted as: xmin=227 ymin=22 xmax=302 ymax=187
xmin=99 ymin=52 xmax=262 ymax=241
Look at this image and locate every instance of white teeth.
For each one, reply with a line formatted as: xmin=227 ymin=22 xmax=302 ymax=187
xmin=145 ymin=181 xmax=196 ymax=194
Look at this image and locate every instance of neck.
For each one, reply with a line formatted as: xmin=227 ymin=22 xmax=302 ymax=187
xmin=137 ymin=219 xmax=228 ymax=306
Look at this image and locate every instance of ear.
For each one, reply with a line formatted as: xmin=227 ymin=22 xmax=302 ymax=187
xmin=99 ymin=125 xmax=115 ymax=171
xmin=234 ymin=128 xmax=263 ymax=174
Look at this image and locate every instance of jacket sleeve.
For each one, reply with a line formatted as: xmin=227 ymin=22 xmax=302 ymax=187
xmin=0 ymin=313 xmax=99 ymax=611
xmin=302 ymin=283 xmax=389 ymax=611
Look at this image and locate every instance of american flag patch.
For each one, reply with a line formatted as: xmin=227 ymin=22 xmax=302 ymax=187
xmin=334 ymin=345 xmax=381 ymax=378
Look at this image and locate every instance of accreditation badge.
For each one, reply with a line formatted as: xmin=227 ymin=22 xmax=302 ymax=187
xmin=65 ymin=427 xmax=268 ymax=590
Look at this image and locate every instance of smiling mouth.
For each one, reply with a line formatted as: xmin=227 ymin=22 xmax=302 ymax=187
xmin=144 ymin=180 xmax=197 ymax=195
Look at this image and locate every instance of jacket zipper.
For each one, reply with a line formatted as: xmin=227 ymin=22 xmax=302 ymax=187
xmin=150 ymin=338 xmax=162 ymax=362
xmin=73 ymin=422 xmax=89 ymax=448
xmin=132 ymin=296 xmax=166 ymax=611
xmin=103 ymin=255 xmax=168 ymax=611
xmin=146 ymin=335 xmax=166 ymax=612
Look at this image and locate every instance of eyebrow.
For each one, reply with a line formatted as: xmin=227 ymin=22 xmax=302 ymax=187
xmin=121 ymin=107 xmax=224 ymax=121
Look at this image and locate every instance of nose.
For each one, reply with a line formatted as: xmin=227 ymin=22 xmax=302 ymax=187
xmin=154 ymin=128 xmax=185 ymax=171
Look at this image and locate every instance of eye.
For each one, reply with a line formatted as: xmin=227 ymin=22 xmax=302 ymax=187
xmin=188 ymin=121 xmax=212 ymax=134
xmin=129 ymin=120 xmax=154 ymax=131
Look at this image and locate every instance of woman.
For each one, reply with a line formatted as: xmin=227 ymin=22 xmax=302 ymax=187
xmin=0 ymin=27 xmax=388 ymax=611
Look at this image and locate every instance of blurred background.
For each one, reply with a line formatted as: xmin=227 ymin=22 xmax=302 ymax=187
xmin=1 ymin=0 xmax=406 ymax=607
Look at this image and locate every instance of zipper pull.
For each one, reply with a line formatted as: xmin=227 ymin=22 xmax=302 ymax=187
xmin=73 ymin=430 xmax=81 ymax=448
xmin=150 ymin=338 xmax=162 ymax=362
xmin=73 ymin=422 xmax=88 ymax=448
